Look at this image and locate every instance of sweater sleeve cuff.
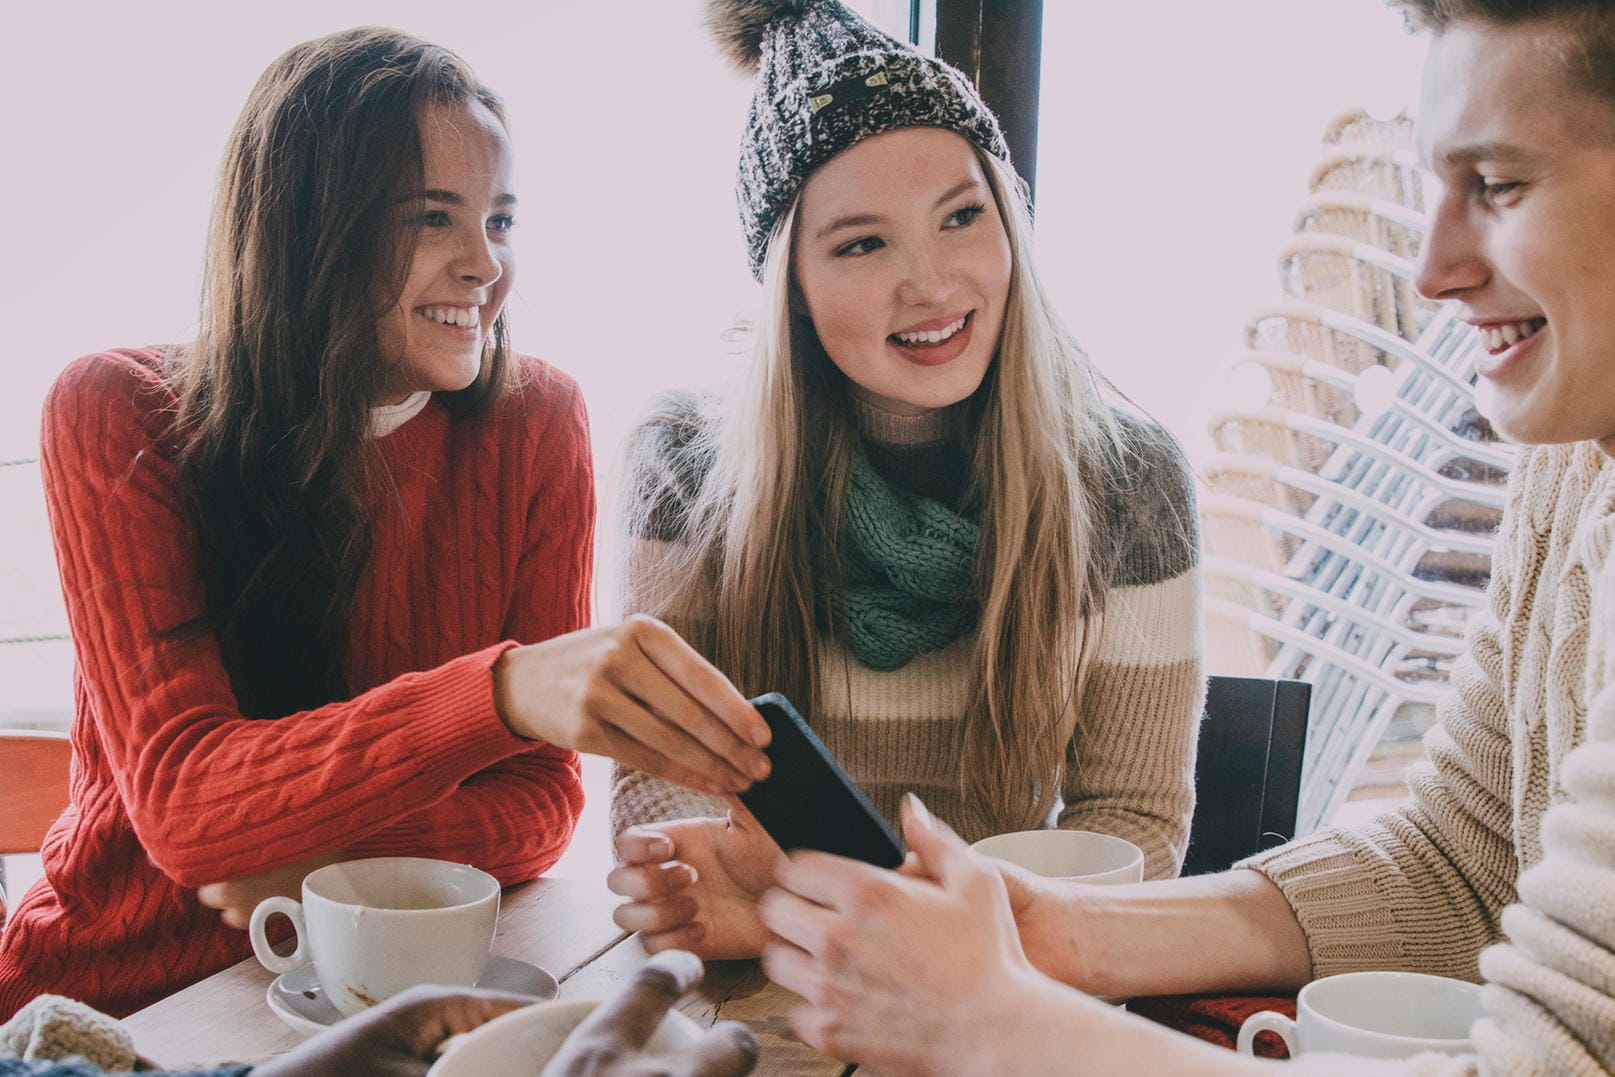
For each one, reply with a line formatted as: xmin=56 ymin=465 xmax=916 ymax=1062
xmin=1238 ymin=826 xmax=1409 ymax=977
xmin=399 ymin=641 xmax=529 ymax=776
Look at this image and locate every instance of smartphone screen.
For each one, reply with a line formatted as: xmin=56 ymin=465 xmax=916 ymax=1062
xmin=738 ymin=692 xmax=905 ymax=869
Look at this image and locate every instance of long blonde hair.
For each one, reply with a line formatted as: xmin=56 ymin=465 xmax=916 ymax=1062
xmin=625 ymin=149 xmax=1125 ymax=832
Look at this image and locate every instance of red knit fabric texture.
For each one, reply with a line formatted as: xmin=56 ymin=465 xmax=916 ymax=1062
xmin=1130 ymin=993 xmax=1298 ymax=1058
xmin=0 ymin=348 xmax=593 ymax=1020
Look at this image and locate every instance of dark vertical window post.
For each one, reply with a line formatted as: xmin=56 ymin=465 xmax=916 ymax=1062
xmin=932 ymin=0 xmax=1044 ymax=202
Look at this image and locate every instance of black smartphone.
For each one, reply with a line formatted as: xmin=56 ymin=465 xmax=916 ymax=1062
xmin=738 ymin=692 xmax=906 ymax=869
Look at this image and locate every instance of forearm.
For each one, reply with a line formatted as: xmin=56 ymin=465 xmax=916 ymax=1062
xmin=110 ymin=647 xmax=530 ymax=886
xmin=347 ymin=748 xmax=583 ymax=884
xmin=1035 ymin=868 xmax=1312 ymax=998
xmin=959 ymin=968 xmax=1277 ymax=1077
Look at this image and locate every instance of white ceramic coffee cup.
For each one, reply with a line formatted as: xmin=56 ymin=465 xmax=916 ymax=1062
xmin=970 ymin=829 xmax=1145 ymax=884
xmin=248 ymin=856 xmax=500 ymax=1018
xmin=427 ymin=998 xmax=703 ymax=1077
xmin=1237 ymin=971 xmax=1483 ymax=1059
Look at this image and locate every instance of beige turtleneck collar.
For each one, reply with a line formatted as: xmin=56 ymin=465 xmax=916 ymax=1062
xmin=850 ymin=392 xmax=963 ymax=448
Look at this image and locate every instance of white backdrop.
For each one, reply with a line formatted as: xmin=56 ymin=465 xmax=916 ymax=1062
xmin=0 ymin=1 xmax=1425 ymax=874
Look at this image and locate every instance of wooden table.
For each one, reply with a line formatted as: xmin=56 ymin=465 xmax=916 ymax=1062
xmin=124 ymin=876 xmax=852 ymax=1076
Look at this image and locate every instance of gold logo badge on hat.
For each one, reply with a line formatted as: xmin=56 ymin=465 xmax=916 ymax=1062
xmin=809 ymin=67 xmax=891 ymax=113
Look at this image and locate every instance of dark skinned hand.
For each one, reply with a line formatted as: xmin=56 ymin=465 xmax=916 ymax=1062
xmin=249 ymin=984 xmax=538 ymax=1077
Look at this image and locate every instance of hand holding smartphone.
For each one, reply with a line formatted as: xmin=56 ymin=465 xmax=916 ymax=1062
xmin=737 ymin=692 xmax=906 ymax=869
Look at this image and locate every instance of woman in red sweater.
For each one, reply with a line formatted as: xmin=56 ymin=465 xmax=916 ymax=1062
xmin=0 ymin=28 xmax=770 ymax=1020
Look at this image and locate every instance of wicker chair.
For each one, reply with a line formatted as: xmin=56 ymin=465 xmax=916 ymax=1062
xmin=1307 ymin=145 xmax=1426 ymax=211
xmin=1277 ymin=233 xmax=1439 ymax=342
xmin=1294 ymin=190 xmax=1424 ymax=260
xmin=1207 ymin=305 xmax=1513 ymax=828
xmin=1320 ymin=107 xmax=1416 ymax=148
xmin=1203 ymin=105 xmax=1514 ymax=834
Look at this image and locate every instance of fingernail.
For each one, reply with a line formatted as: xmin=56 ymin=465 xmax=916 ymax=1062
xmin=749 ymin=722 xmax=771 ymax=749
xmin=650 ymin=835 xmax=673 ymax=859
xmin=905 ymin=793 xmax=932 ymax=826
xmin=748 ymin=753 xmax=771 ymax=781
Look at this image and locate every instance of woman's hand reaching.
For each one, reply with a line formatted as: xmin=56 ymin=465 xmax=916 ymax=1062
xmin=493 ymin=616 xmax=771 ymax=797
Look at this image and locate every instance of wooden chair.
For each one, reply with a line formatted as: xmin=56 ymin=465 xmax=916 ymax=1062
xmin=1182 ymin=676 xmax=1310 ymax=876
xmin=0 ymin=729 xmax=71 ymax=925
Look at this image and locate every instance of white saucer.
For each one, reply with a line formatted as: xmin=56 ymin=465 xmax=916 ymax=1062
xmin=267 ymin=956 xmax=560 ymax=1037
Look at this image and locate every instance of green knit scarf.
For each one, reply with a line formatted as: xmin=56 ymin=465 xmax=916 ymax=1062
xmin=828 ymin=450 xmax=980 ymax=671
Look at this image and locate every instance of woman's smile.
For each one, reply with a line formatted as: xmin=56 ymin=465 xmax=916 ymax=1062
xmin=415 ymin=303 xmax=484 ymax=342
xmin=889 ymin=310 xmax=975 ymax=367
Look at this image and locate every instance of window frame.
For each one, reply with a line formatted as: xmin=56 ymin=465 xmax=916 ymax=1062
xmin=929 ymin=0 xmax=1045 ymax=201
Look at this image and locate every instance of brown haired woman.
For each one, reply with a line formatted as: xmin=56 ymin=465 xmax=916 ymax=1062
xmin=0 ymin=27 xmax=770 ymax=1020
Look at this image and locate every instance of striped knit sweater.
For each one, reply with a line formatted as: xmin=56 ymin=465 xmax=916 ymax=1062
xmin=1244 ymin=441 xmax=1615 ymax=1076
xmin=611 ymin=393 xmax=1204 ymax=877
xmin=0 ymin=348 xmax=593 ymax=1021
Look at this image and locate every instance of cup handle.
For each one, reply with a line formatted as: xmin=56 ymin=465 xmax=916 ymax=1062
xmin=1236 ymin=1010 xmax=1297 ymax=1056
xmin=248 ymin=896 xmax=309 ymax=975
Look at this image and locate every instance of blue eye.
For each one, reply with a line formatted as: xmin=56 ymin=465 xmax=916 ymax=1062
xmin=945 ymin=203 xmax=986 ymax=228
xmin=835 ymin=236 xmax=883 ymax=257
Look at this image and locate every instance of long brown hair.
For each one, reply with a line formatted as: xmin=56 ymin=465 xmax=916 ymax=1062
xmin=624 ymin=151 xmax=1133 ymax=833
xmin=169 ymin=27 xmax=516 ymax=718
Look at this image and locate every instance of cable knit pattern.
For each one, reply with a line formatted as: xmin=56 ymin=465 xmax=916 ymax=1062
xmin=1238 ymin=441 xmax=1615 ymax=1076
xmin=610 ymin=396 xmax=1203 ymax=878
xmin=724 ymin=0 xmax=1010 ymax=280
xmin=0 ymin=995 xmax=134 ymax=1069
xmin=835 ymin=450 xmax=979 ymax=671
xmin=0 ymin=347 xmax=594 ymax=1021
xmin=1245 ymin=443 xmax=1607 ymax=981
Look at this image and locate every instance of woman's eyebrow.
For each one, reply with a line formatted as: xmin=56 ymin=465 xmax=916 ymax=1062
xmin=420 ymin=190 xmax=519 ymax=206
xmin=931 ymin=177 xmax=983 ymax=208
xmin=816 ymin=211 xmax=881 ymax=240
xmin=813 ymin=177 xmax=983 ymax=240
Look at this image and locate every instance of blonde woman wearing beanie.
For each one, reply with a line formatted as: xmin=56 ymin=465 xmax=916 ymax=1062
xmin=608 ymin=0 xmax=1204 ymax=961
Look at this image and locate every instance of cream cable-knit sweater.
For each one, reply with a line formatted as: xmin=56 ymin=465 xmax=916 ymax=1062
xmin=1246 ymin=441 xmax=1615 ymax=1075
xmin=610 ymin=392 xmax=1204 ymax=878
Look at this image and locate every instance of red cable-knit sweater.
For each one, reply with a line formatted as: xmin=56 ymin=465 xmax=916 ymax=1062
xmin=0 ymin=347 xmax=593 ymax=1020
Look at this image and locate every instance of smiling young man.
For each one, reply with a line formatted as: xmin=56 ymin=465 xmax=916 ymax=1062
xmin=754 ymin=2 xmax=1615 ymax=1073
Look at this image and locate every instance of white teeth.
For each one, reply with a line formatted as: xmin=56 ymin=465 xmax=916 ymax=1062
xmin=1477 ymin=318 xmax=1544 ymax=354
xmin=418 ymin=305 xmax=481 ymax=328
xmin=895 ymin=315 xmax=967 ymax=346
